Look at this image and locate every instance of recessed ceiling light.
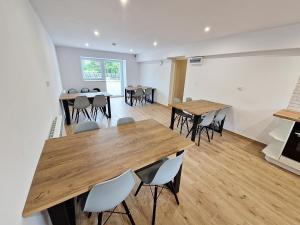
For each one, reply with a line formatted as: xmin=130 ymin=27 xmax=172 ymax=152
xmin=120 ymin=0 xmax=128 ymax=6
xmin=94 ymin=30 xmax=100 ymax=36
xmin=153 ymin=41 xmax=158 ymax=47
xmin=129 ymin=49 xmax=133 ymax=52
xmin=85 ymin=43 xmax=89 ymax=47
xmin=204 ymin=26 xmax=211 ymax=33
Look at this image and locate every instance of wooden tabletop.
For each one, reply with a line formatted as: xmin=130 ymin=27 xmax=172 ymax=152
xmin=172 ymin=100 xmax=230 ymax=116
xmin=59 ymin=92 xmax=111 ymax=100
xmin=23 ymin=119 xmax=192 ymax=217
xmin=274 ymin=109 xmax=300 ymax=122
xmin=125 ymin=86 xmax=155 ymax=91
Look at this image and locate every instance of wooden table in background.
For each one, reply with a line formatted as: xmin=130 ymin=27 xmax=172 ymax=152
xmin=60 ymin=92 xmax=112 ymax=125
xmin=170 ymin=100 xmax=231 ymax=142
xmin=125 ymin=86 xmax=155 ymax=106
xmin=22 ymin=119 xmax=192 ymax=225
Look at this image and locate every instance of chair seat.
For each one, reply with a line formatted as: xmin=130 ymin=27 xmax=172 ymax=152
xmin=136 ymin=158 xmax=168 ymax=184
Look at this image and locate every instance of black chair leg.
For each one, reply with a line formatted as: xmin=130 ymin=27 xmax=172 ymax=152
xmin=72 ymin=107 xmax=75 ymax=119
xmin=177 ymin=115 xmax=182 ymax=127
xmin=84 ymin=108 xmax=91 ymax=120
xmin=122 ymin=201 xmax=136 ymax=225
xmin=197 ymin=127 xmax=204 ymax=146
xmin=152 ymin=186 xmax=158 ymax=225
xmin=87 ymin=212 xmax=92 ymax=218
xmin=205 ymin=127 xmax=211 ymax=142
xmin=168 ymin=181 xmax=180 ymax=205
xmin=134 ymin=181 xmax=144 ymax=196
xmin=98 ymin=212 xmax=103 ymax=225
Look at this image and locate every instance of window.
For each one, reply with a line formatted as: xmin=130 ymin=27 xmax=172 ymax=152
xmin=81 ymin=57 xmax=122 ymax=81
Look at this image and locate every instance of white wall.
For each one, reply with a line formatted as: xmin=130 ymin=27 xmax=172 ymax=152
xmin=56 ymin=46 xmax=139 ymax=92
xmin=0 ymin=0 xmax=62 ymax=224
xmin=137 ymin=23 xmax=300 ymax=144
xmin=139 ymin=60 xmax=172 ymax=105
xmin=184 ymin=53 xmax=300 ymax=143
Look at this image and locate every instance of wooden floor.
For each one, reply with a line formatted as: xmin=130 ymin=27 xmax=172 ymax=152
xmin=66 ymin=97 xmax=300 ymax=225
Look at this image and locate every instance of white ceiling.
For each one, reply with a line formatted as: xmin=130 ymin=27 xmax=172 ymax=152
xmin=30 ymin=0 xmax=300 ymax=54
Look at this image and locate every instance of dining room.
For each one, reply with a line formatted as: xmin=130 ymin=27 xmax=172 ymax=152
xmin=2 ymin=1 xmax=300 ymax=225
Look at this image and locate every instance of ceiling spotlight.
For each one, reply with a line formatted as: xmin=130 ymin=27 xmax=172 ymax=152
xmin=120 ymin=0 xmax=128 ymax=6
xmin=153 ymin=41 xmax=158 ymax=47
xmin=85 ymin=43 xmax=90 ymax=47
xmin=204 ymin=26 xmax=211 ymax=33
xmin=94 ymin=30 xmax=100 ymax=36
xmin=129 ymin=49 xmax=133 ymax=52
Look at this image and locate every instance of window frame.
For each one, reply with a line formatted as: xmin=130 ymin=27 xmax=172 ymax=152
xmin=80 ymin=56 xmax=123 ymax=82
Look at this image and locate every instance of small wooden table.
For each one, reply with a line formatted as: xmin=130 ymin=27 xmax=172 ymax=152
xmin=125 ymin=86 xmax=155 ymax=106
xmin=170 ymin=100 xmax=231 ymax=142
xmin=22 ymin=119 xmax=192 ymax=225
xmin=60 ymin=92 xmax=112 ymax=125
xmin=274 ymin=109 xmax=300 ymax=122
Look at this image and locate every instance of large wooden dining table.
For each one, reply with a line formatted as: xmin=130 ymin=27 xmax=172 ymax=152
xmin=22 ymin=119 xmax=192 ymax=225
xmin=60 ymin=92 xmax=112 ymax=125
xmin=170 ymin=100 xmax=231 ymax=142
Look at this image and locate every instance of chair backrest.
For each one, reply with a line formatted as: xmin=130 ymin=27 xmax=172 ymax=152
xmin=145 ymin=88 xmax=152 ymax=95
xmin=173 ymin=98 xmax=182 ymax=104
xmin=186 ymin=97 xmax=192 ymax=102
xmin=81 ymin=88 xmax=90 ymax=93
xmin=74 ymin=121 xmax=100 ymax=134
xmin=200 ymin=111 xmax=216 ymax=127
xmin=117 ymin=117 xmax=135 ymax=126
xmin=127 ymin=85 xmax=133 ymax=88
xmin=93 ymin=88 xmax=101 ymax=92
xmin=74 ymin=96 xmax=90 ymax=109
xmin=214 ymin=109 xmax=227 ymax=122
xmin=150 ymin=151 xmax=185 ymax=185
xmin=134 ymin=88 xmax=144 ymax=96
xmin=137 ymin=85 xmax=142 ymax=87
xmin=68 ymin=88 xmax=78 ymax=94
xmin=84 ymin=170 xmax=135 ymax=213
xmin=93 ymin=95 xmax=106 ymax=107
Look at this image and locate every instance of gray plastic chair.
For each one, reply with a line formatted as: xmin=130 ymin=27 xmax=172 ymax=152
xmin=67 ymin=89 xmax=78 ymax=119
xmin=91 ymin=95 xmax=107 ymax=120
xmin=144 ymin=88 xmax=153 ymax=103
xmin=74 ymin=121 xmax=100 ymax=134
xmin=83 ymin=170 xmax=136 ymax=225
xmin=135 ymin=151 xmax=185 ymax=225
xmin=196 ymin=111 xmax=216 ymax=145
xmin=186 ymin=97 xmax=193 ymax=102
xmin=133 ymin=88 xmax=144 ymax=105
xmin=81 ymin=88 xmax=90 ymax=93
xmin=117 ymin=117 xmax=135 ymax=126
xmin=211 ymin=109 xmax=227 ymax=138
xmin=74 ymin=96 xmax=91 ymax=123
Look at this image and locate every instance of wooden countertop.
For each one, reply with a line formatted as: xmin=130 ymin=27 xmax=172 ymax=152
xmin=22 ymin=119 xmax=192 ymax=217
xmin=274 ymin=109 xmax=300 ymax=122
xmin=172 ymin=100 xmax=231 ymax=116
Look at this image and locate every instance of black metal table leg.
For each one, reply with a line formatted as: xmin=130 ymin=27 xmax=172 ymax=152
xmin=48 ymin=198 xmax=76 ymax=225
xmin=107 ymin=96 xmax=111 ymax=118
xmin=169 ymin=107 xmax=176 ymax=129
xmin=191 ymin=115 xmax=200 ymax=142
xmin=151 ymin=89 xmax=155 ymax=103
xmin=62 ymin=100 xmax=71 ymax=125
xmin=173 ymin=150 xmax=184 ymax=193
xmin=125 ymin=89 xmax=128 ymax=104
xmin=130 ymin=90 xmax=133 ymax=106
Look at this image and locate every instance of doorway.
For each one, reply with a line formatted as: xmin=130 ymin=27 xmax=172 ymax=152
xmin=170 ymin=59 xmax=188 ymax=104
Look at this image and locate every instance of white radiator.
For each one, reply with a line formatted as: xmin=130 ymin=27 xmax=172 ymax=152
xmin=49 ymin=115 xmax=64 ymax=139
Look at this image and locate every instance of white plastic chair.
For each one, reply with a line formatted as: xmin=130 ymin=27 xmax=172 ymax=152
xmin=133 ymin=88 xmax=144 ymax=105
xmin=74 ymin=121 xmax=100 ymax=134
xmin=83 ymin=170 xmax=136 ymax=225
xmin=117 ymin=117 xmax=135 ymax=126
xmin=135 ymin=151 xmax=185 ymax=225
